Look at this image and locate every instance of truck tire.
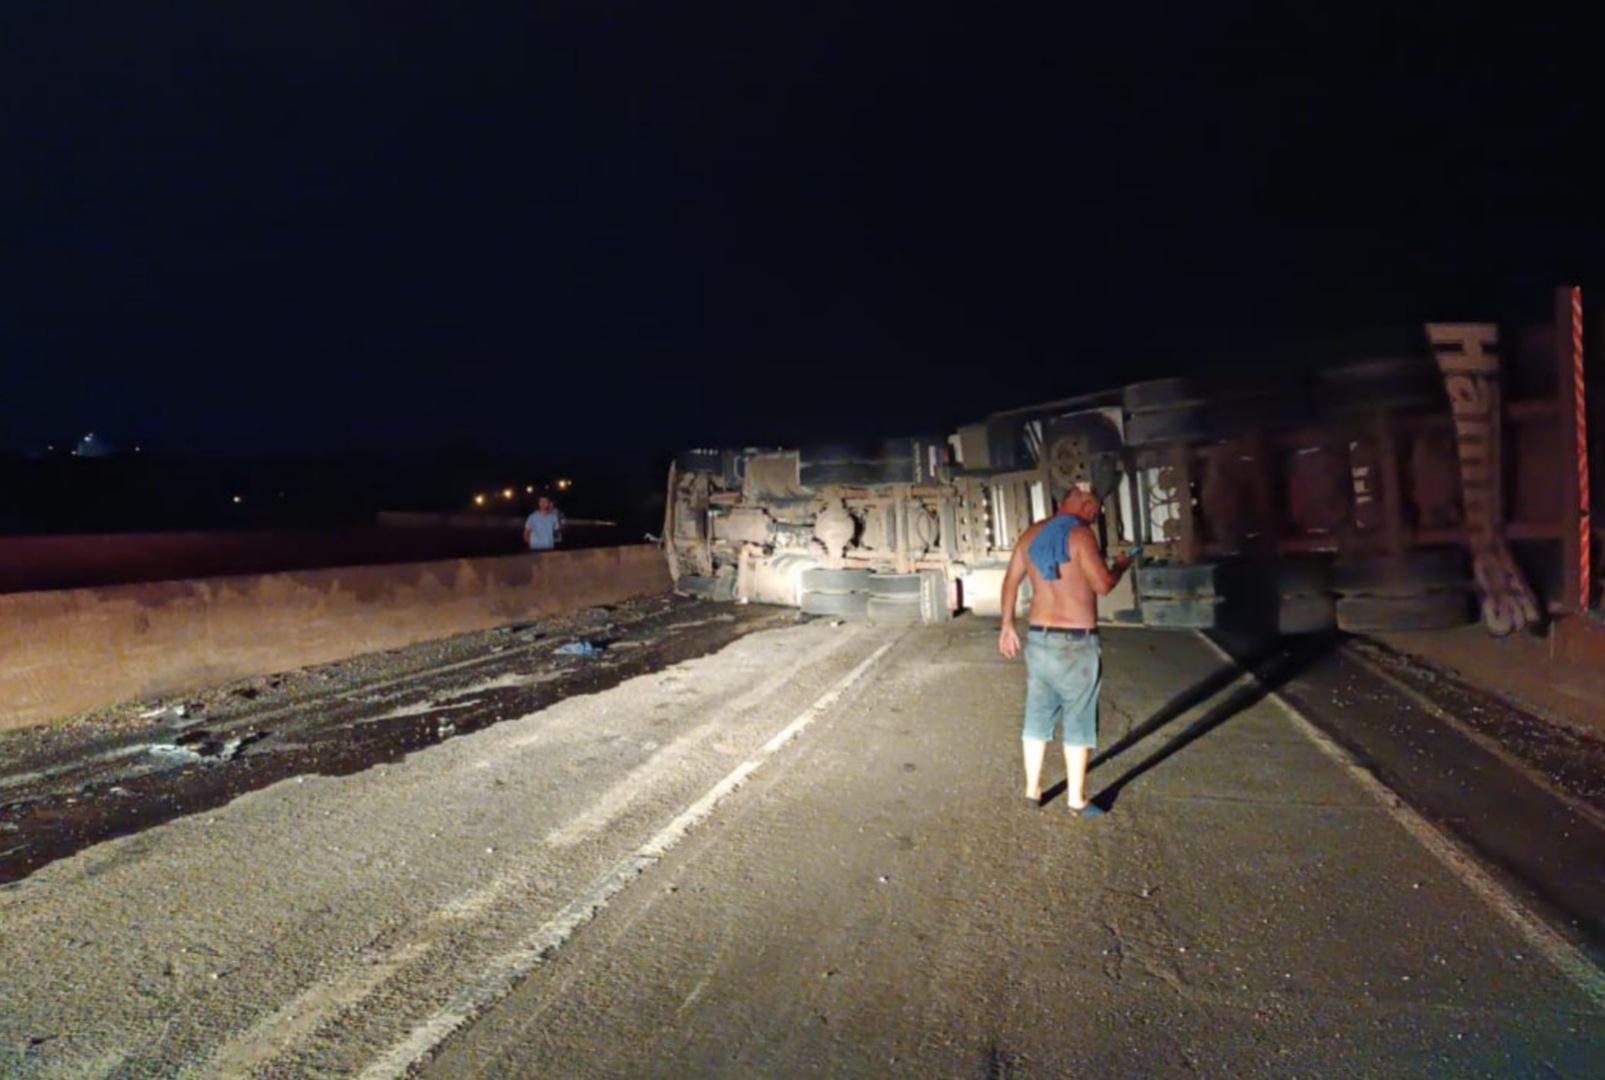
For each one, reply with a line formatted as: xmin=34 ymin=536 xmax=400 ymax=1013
xmin=1319 ymin=357 xmax=1437 ymax=390
xmin=866 ymin=572 xmax=922 ymax=597
xmin=801 ymin=590 xmax=870 ymax=618
xmin=1317 ymin=358 xmax=1442 ymax=417
xmin=1278 ymin=593 xmax=1337 ymax=635
xmin=867 ymin=595 xmax=923 ymax=624
xmin=1123 ymin=378 xmax=1202 ymax=413
xmin=1335 ymin=592 xmax=1474 ymax=632
xmin=1332 ymin=549 xmax=1469 ymax=596
xmin=1139 ymin=595 xmax=1224 ymax=629
xmin=801 ymin=568 xmax=873 ymax=593
xmin=1209 ymin=390 xmax=1311 ymax=439
xmin=1274 ymin=558 xmax=1332 ymax=596
xmin=1137 ymin=562 xmax=1227 ymax=598
xmin=919 ymin=569 xmax=953 ymax=622
xmin=1325 ymin=393 xmax=1442 ymax=417
xmin=1124 ymin=406 xmax=1214 ymax=448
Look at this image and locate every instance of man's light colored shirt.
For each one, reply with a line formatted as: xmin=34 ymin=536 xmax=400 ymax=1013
xmin=525 ymin=509 xmax=563 ymax=550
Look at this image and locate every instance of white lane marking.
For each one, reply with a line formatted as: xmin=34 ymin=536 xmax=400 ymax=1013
xmin=203 ymin=943 xmax=431 ymax=1076
xmin=541 ymin=632 xmax=853 ymax=848
xmin=1195 ymin=632 xmax=1605 ymax=1012
xmin=543 ymin=719 xmax=721 ymax=847
xmin=356 ymin=635 xmax=900 ymax=1079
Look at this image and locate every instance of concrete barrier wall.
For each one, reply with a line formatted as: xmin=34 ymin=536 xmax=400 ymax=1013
xmin=0 ymin=544 xmax=670 ymax=732
xmin=0 ymin=527 xmax=530 ymax=594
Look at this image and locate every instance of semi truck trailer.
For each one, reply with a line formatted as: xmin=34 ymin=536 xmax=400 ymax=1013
xmin=664 ymin=289 xmax=1596 ymax=637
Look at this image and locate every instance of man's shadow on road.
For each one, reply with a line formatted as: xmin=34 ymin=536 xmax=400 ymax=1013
xmin=1040 ymin=633 xmax=1337 ymax=813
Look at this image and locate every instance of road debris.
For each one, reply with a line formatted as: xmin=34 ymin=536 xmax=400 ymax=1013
xmin=556 ymin=640 xmax=607 ymax=658
xmin=0 ymin=596 xmax=782 ymax=890
xmin=145 ymin=730 xmax=267 ymax=765
xmin=147 ymin=744 xmax=204 ymax=764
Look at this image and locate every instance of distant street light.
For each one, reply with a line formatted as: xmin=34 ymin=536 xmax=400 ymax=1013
xmin=525 ymin=485 xmax=534 ymax=494
xmin=556 ymin=478 xmax=572 ymax=491
xmin=473 ymin=493 xmax=488 ymax=507
xmin=232 ymin=495 xmax=243 ymax=504
xmin=501 ymin=488 xmax=515 ymax=500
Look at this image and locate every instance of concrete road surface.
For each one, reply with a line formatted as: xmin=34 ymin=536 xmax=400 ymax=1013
xmin=2 ymin=617 xmax=1601 ymax=1078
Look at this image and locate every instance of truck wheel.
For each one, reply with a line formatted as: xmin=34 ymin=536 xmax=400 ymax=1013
xmin=867 ymin=595 xmax=923 ymax=624
xmin=1335 ymin=592 xmax=1474 ymax=632
xmin=1274 ymin=558 xmax=1333 ymax=596
xmin=1323 ymin=393 xmax=1442 ymax=417
xmin=1278 ymin=593 xmax=1337 ymax=635
xmin=1317 ymin=358 xmax=1442 ymax=416
xmin=1042 ymin=413 xmax=1125 ymax=498
xmin=1123 ymin=378 xmax=1202 ymax=413
xmin=918 ymin=570 xmax=953 ymax=622
xmin=801 ymin=568 xmax=873 ymax=593
xmin=1319 ymin=357 xmax=1437 ymax=390
xmin=867 ymin=572 xmax=922 ymax=597
xmin=1139 ymin=595 xmax=1224 ymax=629
xmin=1124 ymin=406 xmax=1214 ymax=448
xmin=1136 ymin=562 xmax=1227 ymax=598
xmin=801 ymin=590 xmax=870 ymax=618
xmin=1332 ymin=549 xmax=1469 ymax=596
xmin=1209 ymin=390 xmax=1311 ymax=439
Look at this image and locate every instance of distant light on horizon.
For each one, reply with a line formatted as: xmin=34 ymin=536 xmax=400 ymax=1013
xmin=501 ymin=487 xmax=515 ymax=500
xmin=473 ymin=493 xmax=488 ymax=507
xmin=231 ymin=494 xmax=243 ymax=504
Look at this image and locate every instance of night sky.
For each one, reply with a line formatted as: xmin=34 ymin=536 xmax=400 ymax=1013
xmin=5 ymin=4 xmax=1601 ymax=460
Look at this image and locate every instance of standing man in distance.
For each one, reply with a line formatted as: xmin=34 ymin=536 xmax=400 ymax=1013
xmin=998 ymin=488 xmax=1134 ymax=815
xmin=523 ymin=495 xmax=565 ymax=552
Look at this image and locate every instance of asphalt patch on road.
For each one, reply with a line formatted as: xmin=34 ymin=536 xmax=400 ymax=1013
xmin=0 ymin=597 xmax=793 ymax=888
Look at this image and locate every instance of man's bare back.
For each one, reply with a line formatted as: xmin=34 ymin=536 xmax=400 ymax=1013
xmin=997 ymin=490 xmax=1130 ymax=659
xmin=1015 ymin=516 xmax=1099 ymax=629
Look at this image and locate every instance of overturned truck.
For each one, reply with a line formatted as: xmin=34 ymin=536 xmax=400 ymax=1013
xmin=665 ymin=292 xmax=1594 ymax=636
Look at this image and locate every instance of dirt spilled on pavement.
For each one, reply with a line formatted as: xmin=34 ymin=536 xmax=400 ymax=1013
xmin=0 ymin=597 xmax=794 ymax=887
xmin=1344 ymin=636 xmax=1605 ymax=816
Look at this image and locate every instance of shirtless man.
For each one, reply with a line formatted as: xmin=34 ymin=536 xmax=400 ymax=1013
xmin=998 ymin=488 xmax=1134 ymax=814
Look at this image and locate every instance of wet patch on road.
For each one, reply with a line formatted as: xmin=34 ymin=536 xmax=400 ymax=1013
xmin=0 ymin=597 xmax=793 ymax=887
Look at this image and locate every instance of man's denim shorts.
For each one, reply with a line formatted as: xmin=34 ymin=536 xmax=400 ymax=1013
xmin=1023 ymin=629 xmax=1101 ymax=747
